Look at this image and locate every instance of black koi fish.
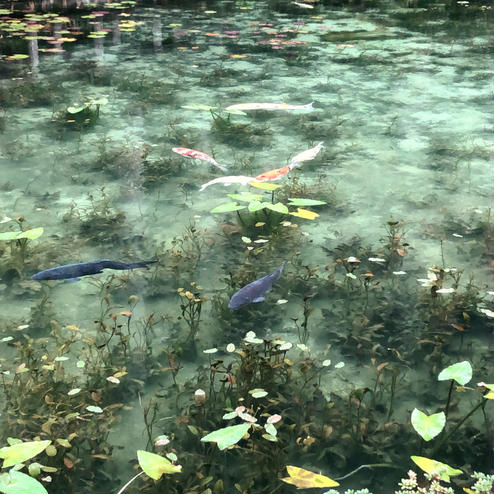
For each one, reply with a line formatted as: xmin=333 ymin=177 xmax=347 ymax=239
xmin=31 ymin=259 xmax=156 ymax=281
xmin=228 ymin=262 xmax=286 ymax=309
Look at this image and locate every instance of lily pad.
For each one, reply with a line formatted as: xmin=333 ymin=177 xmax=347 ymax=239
xmin=0 ymin=440 xmax=51 ymax=468
xmin=411 ymin=409 xmax=445 ymax=441
xmin=249 ymin=182 xmax=282 ymax=191
xmin=201 ymin=423 xmax=250 ymax=450
xmin=438 ymin=361 xmax=472 ymax=386
xmin=289 ymin=208 xmax=319 ymax=220
xmin=288 ymin=198 xmax=327 ymax=206
xmin=265 ymin=202 xmax=289 ymax=214
xmin=0 ymin=471 xmax=48 ymax=494
xmin=410 ymin=456 xmax=462 ymax=482
xmin=248 ymin=201 xmax=267 ymax=212
xmin=137 ymin=450 xmax=182 ymax=479
xmin=16 ymin=227 xmax=44 ymax=240
xmin=281 ymin=465 xmax=339 ymax=489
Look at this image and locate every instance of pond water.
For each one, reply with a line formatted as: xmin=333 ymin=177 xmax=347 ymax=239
xmin=0 ymin=0 xmax=493 ymax=493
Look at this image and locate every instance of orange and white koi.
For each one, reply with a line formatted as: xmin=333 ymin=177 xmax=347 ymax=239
xmin=172 ymin=147 xmax=227 ymax=172
xmin=255 ymin=163 xmax=299 ymax=182
xmin=289 ymin=141 xmax=324 ymax=165
xmin=226 ymin=102 xmax=314 ymax=111
xmin=200 ymin=175 xmax=258 ymax=192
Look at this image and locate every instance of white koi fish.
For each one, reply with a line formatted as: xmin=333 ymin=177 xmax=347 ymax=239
xmin=292 ymin=1 xmax=314 ymax=8
xmin=199 ymin=175 xmax=258 ymax=192
xmin=172 ymin=147 xmax=228 ymax=172
xmin=226 ymin=102 xmax=314 ymax=111
xmin=289 ymin=141 xmax=324 ymax=165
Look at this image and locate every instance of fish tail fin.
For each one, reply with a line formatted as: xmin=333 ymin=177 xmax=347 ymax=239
xmin=199 ymin=184 xmax=207 ymax=192
xmin=289 ymin=161 xmax=301 ymax=170
xmin=215 ymin=163 xmax=228 ymax=172
xmin=127 ymin=260 xmax=157 ymax=269
xmin=306 ymin=101 xmax=314 ymax=110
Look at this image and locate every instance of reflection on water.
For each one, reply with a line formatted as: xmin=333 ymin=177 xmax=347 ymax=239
xmin=0 ymin=0 xmax=492 ymax=493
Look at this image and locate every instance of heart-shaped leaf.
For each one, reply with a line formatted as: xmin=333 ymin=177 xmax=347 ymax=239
xmin=201 ymin=423 xmax=250 ymax=450
xmin=265 ymin=202 xmax=288 ymax=214
xmin=137 ymin=450 xmax=182 ymax=480
xmin=0 ymin=440 xmax=51 ymax=468
xmin=411 ymin=409 xmax=445 ymax=441
xmin=248 ymin=201 xmax=267 ymax=212
xmin=0 ymin=471 xmax=48 ymax=494
xmin=438 ymin=361 xmax=472 ymax=386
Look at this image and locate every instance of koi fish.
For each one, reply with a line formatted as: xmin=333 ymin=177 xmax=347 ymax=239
xmin=172 ymin=147 xmax=228 ymax=172
xmin=200 ymin=175 xmax=258 ymax=192
xmin=255 ymin=163 xmax=299 ymax=182
xmin=289 ymin=141 xmax=324 ymax=165
xmin=226 ymin=102 xmax=314 ymax=111
xmin=292 ymin=1 xmax=314 ymax=8
xmin=228 ymin=262 xmax=286 ymax=309
xmin=32 ymin=259 xmax=157 ymax=281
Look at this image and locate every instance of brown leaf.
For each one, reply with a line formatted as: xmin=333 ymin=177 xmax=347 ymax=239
xmin=63 ymin=457 xmax=74 ymax=469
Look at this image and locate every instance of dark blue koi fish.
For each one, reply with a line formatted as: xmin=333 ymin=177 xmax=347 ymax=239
xmin=31 ymin=259 xmax=156 ymax=281
xmin=228 ymin=262 xmax=286 ymax=310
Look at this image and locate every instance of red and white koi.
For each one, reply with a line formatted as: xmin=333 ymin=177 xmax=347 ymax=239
xmin=172 ymin=147 xmax=228 ymax=172
xmin=289 ymin=141 xmax=324 ymax=165
xmin=255 ymin=163 xmax=299 ymax=182
xmin=226 ymin=102 xmax=314 ymax=111
xmin=200 ymin=175 xmax=258 ymax=192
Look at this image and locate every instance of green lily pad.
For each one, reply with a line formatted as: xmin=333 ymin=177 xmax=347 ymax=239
xmin=137 ymin=450 xmax=182 ymax=479
xmin=0 ymin=471 xmax=48 ymax=494
xmin=438 ymin=361 xmax=472 ymax=386
xmin=0 ymin=440 xmax=51 ymax=468
xmin=248 ymin=388 xmax=268 ymax=398
xmin=265 ymin=202 xmax=289 ymax=214
xmin=6 ymin=54 xmax=29 ymax=60
xmin=211 ymin=202 xmax=246 ymax=213
xmin=0 ymin=232 xmax=20 ymax=241
xmin=288 ymin=198 xmax=327 ymax=206
xmin=201 ymin=423 xmax=250 ymax=450
xmin=411 ymin=409 xmax=445 ymax=441
xmin=67 ymin=105 xmax=86 ymax=114
xmin=248 ymin=201 xmax=267 ymax=212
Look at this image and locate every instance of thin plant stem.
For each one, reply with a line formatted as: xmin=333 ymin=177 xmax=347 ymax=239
xmin=444 ymin=380 xmax=455 ymax=418
xmin=117 ymin=470 xmax=145 ymax=494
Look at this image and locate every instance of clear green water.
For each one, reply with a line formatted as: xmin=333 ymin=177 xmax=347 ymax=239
xmin=0 ymin=1 xmax=492 ymax=493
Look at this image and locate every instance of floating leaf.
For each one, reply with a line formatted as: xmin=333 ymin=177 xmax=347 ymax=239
xmin=438 ymin=361 xmax=472 ymax=386
xmin=0 ymin=440 xmax=51 ymax=468
xmin=68 ymin=388 xmax=81 ymax=396
xmin=67 ymin=105 xmax=87 ymax=114
xmin=227 ymin=192 xmax=262 ymax=202
xmin=211 ymin=202 xmax=246 ymax=213
xmin=264 ymin=423 xmax=277 ymax=436
xmin=86 ymin=406 xmax=103 ymax=414
xmin=201 ymin=423 xmax=250 ymax=450
xmin=137 ymin=450 xmax=182 ymax=480
xmin=334 ymin=362 xmax=345 ymax=368
xmin=248 ymin=201 xmax=267 ymax=212
xmin=222 ymin=411 xmax=238 ymax=420
xmin=0 ymin=470 xmax=48 ymax=494
xmin=6 ymin=54 xmax=29 ymax=60
xmin=249 ymin=182 xmax=282 ymax=191
xmin=410 ymin=456 xmax=462 ymax=482
xmin=16 ymin=227 xmax=44 ymax=240
xmin=281 ymin=465 xmax=339 ymax=489
xmin=249 ymin=388 xmax=268 ymax=398
xmin=241 ymin=236 xmax=252 ymax=243
xmin=288 ymin=198 xmax=326 ymax=206
xmin=0 ymin=232 xmax=20 ymax=241
xmin=262 ymin=433 xmax=277 ymax=442
xmin=265 ymin=202 xmax=289 ymax=214
xmin=289 ymin=208 xmax=319 ymax=220
xmin=411 ymin=409 xmax=445 ymax=441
